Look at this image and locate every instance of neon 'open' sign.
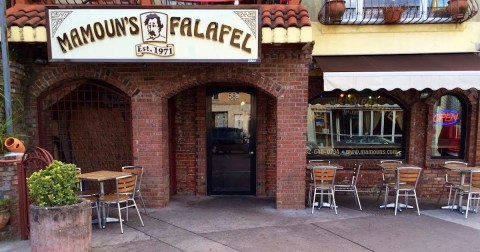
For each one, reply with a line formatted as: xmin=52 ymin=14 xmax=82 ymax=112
xmin=433 ymin=109 xmax=459 ymax=126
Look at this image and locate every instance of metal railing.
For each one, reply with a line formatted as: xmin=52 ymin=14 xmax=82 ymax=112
xmin=318 ymin=0 xmax=479 ymax=24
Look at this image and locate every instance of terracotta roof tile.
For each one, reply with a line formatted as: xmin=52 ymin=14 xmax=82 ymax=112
xmin=6 ymin=4 xmax=45 ymax=28
xmin=261 ymin=4 xmax=311 ymax=28
xmin=7 ymin=4 xmax=311 ymax=29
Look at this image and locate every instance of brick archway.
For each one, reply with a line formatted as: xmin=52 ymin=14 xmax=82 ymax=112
xmin=29 ymin=64 xmax=139 ymax=98
xmin=161 ymin=66 xmax=284 ymax=99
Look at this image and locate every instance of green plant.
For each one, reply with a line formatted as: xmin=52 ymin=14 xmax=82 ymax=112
xmin=0 ymin=197 xmax=12 ymax=212
xmin=28 ymin=161 xmax=79 ymax=207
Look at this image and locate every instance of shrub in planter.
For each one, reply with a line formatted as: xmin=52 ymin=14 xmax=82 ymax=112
xmin=28 ymin=161 xmax=92 ymax=252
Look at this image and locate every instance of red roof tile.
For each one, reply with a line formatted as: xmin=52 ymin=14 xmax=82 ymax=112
xmin=7 ymin=4 xmax=310 ymax=29
xmin=6 ymin=4 xmax=45 ymax=28
xmin=261 ymin=5 xmax=311 ymax=28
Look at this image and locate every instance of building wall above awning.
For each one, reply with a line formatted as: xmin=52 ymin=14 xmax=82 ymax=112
xmin=314 ymin=54 xmax=480 ymax=91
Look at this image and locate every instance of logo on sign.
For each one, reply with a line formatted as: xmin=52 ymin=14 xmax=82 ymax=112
xmin=136 ymin=12 xmax=174 ymax=57
xmin=433 ymin=109 xmax=459 ymax=126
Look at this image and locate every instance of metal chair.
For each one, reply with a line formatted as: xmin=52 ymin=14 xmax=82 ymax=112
xmin=334 ymin=163 xmax=363 ymax=210
xmin=378 ymin=160 xmax=403 ymax=206
xmin=440 ymin=161 xmax=467 ymax=208
xmin=122 ymin=166 xmax=146 ymax=213
xmin=310 ymin=165 xmax=338 ymax=214
xmin=455 ymin=170 xmax=480 ymax=218
xmin=394 ymin=166 xmax=422 ymax=216
xmin=99 ymin=175 xmax=145 ymax=233
xmin=75 ymin=168 xmax=101 ymax=229
xmin=308 ymin=160 xmax=331 ymax=206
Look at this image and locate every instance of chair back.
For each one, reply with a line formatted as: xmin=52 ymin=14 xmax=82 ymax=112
xmin=312 ymin=166 xmax=337 ymax=186
xmin=380 ymin=160 xmax=402 ymax=164
xmin=380 ymin=160 xmax=402 ymax=182
xmin=396 ymin=166 xmax=422 ymax=188
xmin=351 ymin=163 xmax=363 ymax=186
xmin=122 ymin=166 xmax=143 ymax=192
xmin=116 ymin=175 xmax=137 ymax=199
xmin=444 ymin=161 xmax=467 ymax=183
xmin=469 ymin=171 xmax=480 ymax=189
xmin=309 ymin=160 xmax=330 ymax=165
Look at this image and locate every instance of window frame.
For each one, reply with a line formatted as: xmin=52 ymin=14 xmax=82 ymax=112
xmin=430 ymin=93 xmax=467 ymax=159
xmin=307 ymin=91 xmax=406 ymax=159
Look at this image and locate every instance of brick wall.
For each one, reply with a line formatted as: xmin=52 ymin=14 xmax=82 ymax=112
xmin=21 ymin=46 xmax=308 ymax=209
xmin=0 ymin=162 xmax=20 ymax=240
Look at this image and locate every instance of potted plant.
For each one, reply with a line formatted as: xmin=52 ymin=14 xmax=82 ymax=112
xmin=325 ymin=0 xmax=346 ymax=23
xmin=383 ymin=4 xmax=405 ymax=24
xmin=28 ymin=160 xmax=92 ymax=251
xmin=0 ymin=197 xmax=12 ymax=230
xmin=446 ymin=0 xmax=468 ymax=21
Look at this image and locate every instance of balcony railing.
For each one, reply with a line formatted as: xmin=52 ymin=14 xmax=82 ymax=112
xmin=318 ymin=0 xmax=479 ymax=24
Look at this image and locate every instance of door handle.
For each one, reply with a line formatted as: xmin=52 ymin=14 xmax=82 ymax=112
xmin=249 ymin=151 xmax=254 ymax=155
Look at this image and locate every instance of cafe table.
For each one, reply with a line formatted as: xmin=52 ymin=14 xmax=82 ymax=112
xmin=307 ymin=163 xmax=343 ymax=208
xmin=78 ymin=170 xmax=132 ymax=228
xmin=441 ymin=164 xmax=480 ymax=213
xmin=377 ymin=162 xmax=417 ymax=210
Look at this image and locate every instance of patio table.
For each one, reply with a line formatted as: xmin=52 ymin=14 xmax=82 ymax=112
xmin=441 ymin=164 xmax=480 ymax=213
xmin=377 ymin=163 xmax=417 ymax=210
xmin=79 ymin=170 xmax=132 ymax=228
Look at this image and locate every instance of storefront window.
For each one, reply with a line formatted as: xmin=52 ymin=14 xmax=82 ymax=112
xmin=431 ymin=94 xmax=464 ymax=158
xmin=307 ymin=91 xmax=404 ymax=158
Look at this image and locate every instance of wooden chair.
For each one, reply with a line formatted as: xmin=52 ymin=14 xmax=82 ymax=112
xmin=394 ymin=166 xmax=422 ymax=216
xmin=456 ymin=170 xmax=480 ymax=218
xmin=334 ymin=163 xmax=363 ymax=210
xmin=99 ymin=175 xmax=144 ymax=233
xmin=308 ymin=160 xmax=331 ymax=206
xmin=440 ymin=161 xmax=467 ymax=208
xmin=378 ymin=160 xmax=403 ymax=206
xmin=122 ymin=166 xmax=147 ymax=213
xmin=310 ymin=165 xmax=338 ymax=214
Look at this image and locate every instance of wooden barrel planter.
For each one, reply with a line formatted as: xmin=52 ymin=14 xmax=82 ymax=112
xmin=29 ymin=200 xmax=92 ymax=252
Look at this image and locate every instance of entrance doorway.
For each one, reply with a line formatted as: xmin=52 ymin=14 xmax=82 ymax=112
xmin=207 ymin=90 xmax=256 ymax=195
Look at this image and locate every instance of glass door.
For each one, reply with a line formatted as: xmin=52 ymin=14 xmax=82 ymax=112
xmin=207 ymin=90 xmax=256 ymax=195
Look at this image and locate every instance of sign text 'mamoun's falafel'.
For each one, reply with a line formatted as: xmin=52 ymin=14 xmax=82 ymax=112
xmin=56 ymin=16 xmax=253 ymax=54
xmin=47 ymin=8 xmax=260 ymax=62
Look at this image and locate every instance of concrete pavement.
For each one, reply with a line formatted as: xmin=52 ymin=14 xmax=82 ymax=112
xmin=2 ymin=195 xmax=480 ymax=252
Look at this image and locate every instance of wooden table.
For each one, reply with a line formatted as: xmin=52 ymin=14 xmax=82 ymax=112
xmin=79 ymin=170 xmax=132 ymax=228
xmin=441 ymin=164 xmax=480 ymax=213
xmin=377 ymin=163 xmax=418 ymax=210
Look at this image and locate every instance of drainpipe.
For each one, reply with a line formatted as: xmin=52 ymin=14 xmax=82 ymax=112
xmin=0 ymin=0 xmax=12 ymax=134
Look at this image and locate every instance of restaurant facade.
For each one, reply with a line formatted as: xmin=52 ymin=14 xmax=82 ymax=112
xmin=2 ymin=0 xmax=480 ymax=238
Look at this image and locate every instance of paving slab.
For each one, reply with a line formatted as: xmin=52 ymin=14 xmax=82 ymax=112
xmin=315 ymin=214 xmax=480 ymax=252
xmin=93 ymin=239 xmax=181 ymax=252
xmin=422 ymin=209 xmax=480 ymax=230
xmin=203 ymin=223 xmax=370 ymax=252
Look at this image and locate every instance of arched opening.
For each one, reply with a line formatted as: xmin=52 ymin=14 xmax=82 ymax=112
xmin=38 ymin=79 xmax=133 ymax=175
xmin=168 ymin=84 xmax=277 ymax=197
xmin=431 ymin=94 xmax=466 ymax=159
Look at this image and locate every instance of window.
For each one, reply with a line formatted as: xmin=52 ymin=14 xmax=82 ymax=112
xmin=307 ymin=91 xmax=404 ymax=158
xmin=431 ymin=94 xmax=465 ymax=158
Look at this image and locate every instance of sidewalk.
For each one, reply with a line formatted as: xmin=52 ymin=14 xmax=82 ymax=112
xmin=2 ymin=195 xmax=480 ymax=252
